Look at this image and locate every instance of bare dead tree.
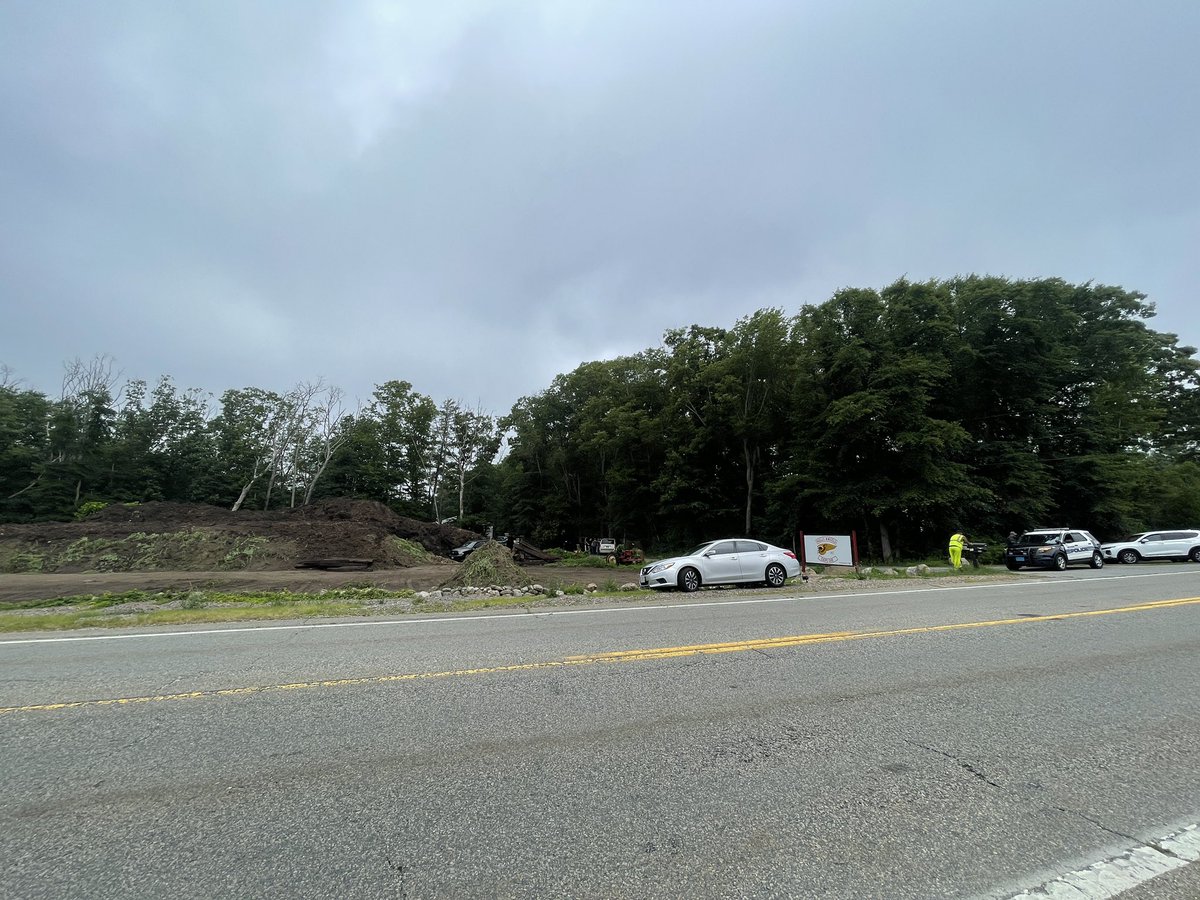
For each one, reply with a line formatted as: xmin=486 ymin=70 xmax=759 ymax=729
xmin=427 ymin=398 xmax=457 ymax=521
xmin=60 ymin=353 xmax=122 ymax=404
xmin=231 ymin=455 xmax=267 ymax=512
xmin=448 ymin=401 xmax=500 ymax=521
xmin=301 ymin=384 xmax=351 ymax=505
xmin=263 ymin=381 xmax=322 ymax=510
xmin=221 ymin=387 xmax=278 ymax=512
xmin=0 ymin=362 xmax=21 ymax=390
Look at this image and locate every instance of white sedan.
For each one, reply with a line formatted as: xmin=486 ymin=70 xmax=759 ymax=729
xmin=639 ymin=539 xmax=801 ymax=592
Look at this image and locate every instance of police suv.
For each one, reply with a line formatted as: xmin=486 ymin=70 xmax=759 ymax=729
xmin=1005 ymin=528 xmax=1104 ymax=571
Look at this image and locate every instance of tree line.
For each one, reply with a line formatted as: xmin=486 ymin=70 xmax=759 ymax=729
xmin=3 ymin=276 xmax=1198 ymax=560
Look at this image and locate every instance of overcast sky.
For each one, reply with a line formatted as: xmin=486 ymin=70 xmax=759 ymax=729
xmin=2 ymin=0 xmax=1197 ymax=412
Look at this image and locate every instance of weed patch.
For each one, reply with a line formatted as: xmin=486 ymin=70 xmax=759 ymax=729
xmin=388 ymin=536 xmax=435 ymax=564
xmin=0 ymin=550 xmax=45 ymax=574
xmin=218 ymin=536 xmax=271 ymax=569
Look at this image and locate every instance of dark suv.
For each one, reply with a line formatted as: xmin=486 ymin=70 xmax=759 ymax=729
xmin=449 ymin=540 xmax=487 ymax=561
xmin=1005 ymin=528 xmax=1104 ymax=571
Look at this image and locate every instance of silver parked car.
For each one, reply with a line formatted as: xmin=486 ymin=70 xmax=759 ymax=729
xmin=639 ymin=539 xmax=801 ymax=592
xmin=1101 ymin=530 xmax=1200 ymax=564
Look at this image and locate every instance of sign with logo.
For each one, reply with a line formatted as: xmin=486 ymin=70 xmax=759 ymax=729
xmin=803 ymin=534 xmax=854 ymax=566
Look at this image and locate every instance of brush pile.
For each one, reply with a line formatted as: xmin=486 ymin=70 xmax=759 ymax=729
xmin=440 ymin=541 xmax=534 ymax=589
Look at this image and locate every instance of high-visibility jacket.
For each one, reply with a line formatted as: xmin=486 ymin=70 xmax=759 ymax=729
xmin=949 ymin=533 xmax=966 ymax=550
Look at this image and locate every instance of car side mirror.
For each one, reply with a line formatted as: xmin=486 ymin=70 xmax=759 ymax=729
xmin=1139 ymin=538 xmax=1150 ymax=543
xmin=704 ymin=549 xmax=716 ymax=557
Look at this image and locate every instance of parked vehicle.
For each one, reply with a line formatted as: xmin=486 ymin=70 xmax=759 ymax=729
xmin=1004 ymin=528 xmax=1103 ymax=571
xmin=639 ymin=539 xmax=801 ymax=592
xmin=449 ymin=539 xmax=487 ymax=561
xmin=1101 ymin=530 xmax=1200 ymax=564
xmin=587 ymin=538 xmax=617 ymax=557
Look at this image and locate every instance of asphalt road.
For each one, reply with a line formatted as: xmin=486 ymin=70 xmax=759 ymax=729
xmin=2 ymin=567 xmax=1199 ymax=899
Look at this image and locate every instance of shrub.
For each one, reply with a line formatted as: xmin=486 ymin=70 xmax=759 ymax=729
xmin=74 ymin=501 xmax=109 ymax=520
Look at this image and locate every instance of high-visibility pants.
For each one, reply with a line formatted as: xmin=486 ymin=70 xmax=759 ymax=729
xmin=949 ymin=545 xmax=962 ymax=568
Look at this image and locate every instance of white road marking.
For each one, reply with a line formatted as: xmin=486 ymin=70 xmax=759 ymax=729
xmin=1 ymin=569 xmax=1197 ymax=647
xmin=1006 ymin=822 xmax=1200 ymax=899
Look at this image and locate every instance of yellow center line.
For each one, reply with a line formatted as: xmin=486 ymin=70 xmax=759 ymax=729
xmin=3 ymin=596 xmax=1198 ymax=716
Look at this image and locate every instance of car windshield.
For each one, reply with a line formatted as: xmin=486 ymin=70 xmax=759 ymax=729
xmin=1019 ymin=533 xmax=1058 ymax=544
xmin=685 ymin=542 xmax=715 ymax=557
xmin=1122 ymin=534 xmax=1146 ymax=542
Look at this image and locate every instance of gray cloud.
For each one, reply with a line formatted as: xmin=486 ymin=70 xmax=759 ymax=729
xmin=2 ymin=0 xmax=1197 ymax=411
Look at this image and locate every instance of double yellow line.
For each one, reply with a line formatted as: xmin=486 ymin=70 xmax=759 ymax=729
xmin=3 ymin=596 xmax=1198 ymax=716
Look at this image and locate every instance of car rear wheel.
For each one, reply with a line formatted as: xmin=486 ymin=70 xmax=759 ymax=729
xmin=1053 ymin=553 xmax=1067 ymax=571
xmin=1190 ymin=547 xmax=1200 ymax=563
xmin=678 ymin=567 xmax=701 ymax=593
xmin=1118 ymin=549 xmax=1139 ymax=565
xmin=1089 ymin=551 xmax=1104 ymax=569
xmin=765 ymin=563 xmax=787 ymax=588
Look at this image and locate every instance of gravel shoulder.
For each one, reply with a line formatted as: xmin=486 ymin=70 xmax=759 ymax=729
xmin=0 ymin=566 xmax=1017 ymax=605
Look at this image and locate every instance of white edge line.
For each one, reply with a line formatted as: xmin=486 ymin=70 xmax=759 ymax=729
xmin=2 ymin=569 xmax=1198 ymax=647
xmin=1003 ymin=821 xmax=1200 ymax=899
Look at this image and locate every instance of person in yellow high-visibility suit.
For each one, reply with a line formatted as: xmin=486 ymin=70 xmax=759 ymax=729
xmin=948 ymin=532 xmax=967 ymax=569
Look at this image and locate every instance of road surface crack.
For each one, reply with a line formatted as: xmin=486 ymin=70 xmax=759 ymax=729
xmin=1046 ymin=805 xmax=1188 ymax=860
xmin=904 ymin=739 xmax=1002 ymax=788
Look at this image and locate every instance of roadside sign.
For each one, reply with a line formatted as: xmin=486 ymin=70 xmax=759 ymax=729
xmin=801 ymin=533 xmax=856 ymax=566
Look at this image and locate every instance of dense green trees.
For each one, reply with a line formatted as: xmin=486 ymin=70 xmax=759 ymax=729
xmin=494 ymin=277 xmax=1198 ymax=558
xmin=0 ymin=369 xmax=498 ymax=527
xmin=2 ymin=277 xmax=1197 ymax=559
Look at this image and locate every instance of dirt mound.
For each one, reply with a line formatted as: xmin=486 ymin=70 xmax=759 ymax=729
xmin=0 ymin=499 xmax=483 ymax=574
xmin=441 ymin=542 xmax=534 ymax=589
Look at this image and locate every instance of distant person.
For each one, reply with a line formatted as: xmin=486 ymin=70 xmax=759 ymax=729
xmin=1007 ymin=531 xmax=1018 ymax=546
xmin=948 ymin=531 xmax=967 ymax=570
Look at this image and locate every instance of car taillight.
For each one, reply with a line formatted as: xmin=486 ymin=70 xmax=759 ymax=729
xmin=784 ymin=551 xmax=797 ymax=560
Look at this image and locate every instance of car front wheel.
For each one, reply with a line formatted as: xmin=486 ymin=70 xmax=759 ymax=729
xmin=1005 ymin=561 xmax=1021 ymax=570
xmin=1118 ymin=549 xmax=1139 ymax=565
xmin=1089 ymin=551 xmax=1104 ymax=569
xmin=765 ymin=563 xmax=787 ymax=588
xmin=1053 ymin=553 xmax=1067 ymax=571
xmin=678 ymin=567 xmax=701 ymax=593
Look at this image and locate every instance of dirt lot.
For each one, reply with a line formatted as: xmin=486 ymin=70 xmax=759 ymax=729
xmin=0 ymin=498 xmax=640 ymax=603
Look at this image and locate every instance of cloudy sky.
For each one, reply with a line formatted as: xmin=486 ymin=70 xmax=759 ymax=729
xmin=2 ymin=0 xmax=1197 ymax=412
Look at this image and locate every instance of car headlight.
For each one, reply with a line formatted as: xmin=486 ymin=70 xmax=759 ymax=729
xmin=1038 ymin=545 xmax=1053 ymax=552
xmin=647 ymin=562 xmax=675 ymax=575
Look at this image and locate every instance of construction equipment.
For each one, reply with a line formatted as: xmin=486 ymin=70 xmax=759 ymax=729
xmin=617 ymin=546 xmax=644 ymax=565
xmin=511 ymin=538 xmax=556 ymax=565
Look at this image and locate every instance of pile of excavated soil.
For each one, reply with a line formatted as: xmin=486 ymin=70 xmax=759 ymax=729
xmin=0 ymin=499 xmax=483 ymax=574
xmin=440 ymin=542 xmax=534 ymax=589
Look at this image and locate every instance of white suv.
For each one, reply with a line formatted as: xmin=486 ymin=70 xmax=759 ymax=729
xmin=1101 ymin=530 xmax=1200 ymax=564
xmin=1005 ymin=528 xmax=1104 ymax=571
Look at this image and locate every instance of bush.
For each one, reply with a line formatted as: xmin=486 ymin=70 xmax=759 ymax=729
xmin=74 ymin=501 xmax=109 ymax=520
